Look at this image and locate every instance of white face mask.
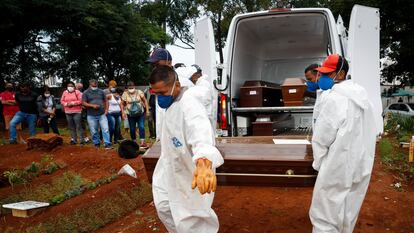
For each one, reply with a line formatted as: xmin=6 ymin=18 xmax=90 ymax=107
xmin=44 ymin=94 xmax=51 ymax=97
xmin=91 ymin=87 xmax=98 ymax=91
xmin=128 ymin=88 xmax=135 ymax=93
xmin=67 ymin=87 xmax=74 ymax=92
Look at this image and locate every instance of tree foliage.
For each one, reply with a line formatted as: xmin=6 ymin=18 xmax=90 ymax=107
xmin=0 ymin=0 xmax=167 ymax=87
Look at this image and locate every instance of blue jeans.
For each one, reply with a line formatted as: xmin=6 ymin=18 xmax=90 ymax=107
xmin=87 ymin=114 xmax=111 ymax=146
xmin=9 ymin=111 xmax=37 ymax=142
xmin=127 ymin=114 xmax=145 ymax=140
xmin=107 ymin=112 xmax=121 ymax=143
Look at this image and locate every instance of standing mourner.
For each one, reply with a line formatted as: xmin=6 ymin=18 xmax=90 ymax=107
xmin=309 ymin=54 xmax=377 ymax=233
xmin=61 ymin=82 xmax=85 ymax=144
xmin=149 ymin=65 xmax=223 ymax=232
xmin=37 ymin=86 xmax=60 ymax=135
xmin=0 ymin=83 xmax=23 ymax=143
xmin=121 ymin=81 xmax=149 ymax=148
xmin=76 ymin=82 xmax=91 ymax=143
xmin=104 ymin=80 xmax=117 ymax=95
xmin=106 ymin=87 xmax=123 ymax=144
xmin=8 ymin=83 xmax=38 ymax=144
xmin=82 ymin=79 xmax=111 ymax=149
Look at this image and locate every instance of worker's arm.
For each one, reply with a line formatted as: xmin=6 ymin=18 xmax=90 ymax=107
xmin=183 ymin=97 xmax=223 ymax=169
xmin=183 ymin=96 xmax=223 ymax=194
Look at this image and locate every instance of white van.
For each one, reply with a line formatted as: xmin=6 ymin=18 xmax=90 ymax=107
xmin=194 ymin=5 xmax=383 ymax=137
xmin=144 ymin=5 xmax=383 ymax=186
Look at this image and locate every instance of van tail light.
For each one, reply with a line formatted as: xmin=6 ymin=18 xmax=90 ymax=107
xmin=220 ymin=93 xmax=228 ymax=130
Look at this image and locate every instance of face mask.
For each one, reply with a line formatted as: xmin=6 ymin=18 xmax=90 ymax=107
xmin=128 ymin=88 xmax=135 ymax=94
xmin=157 ymin=80 xmax=176 ymax=109
xmin=91 ymin=87 xmax=98 ymax=91
xmin=306 ymin=81 xmax=318 ymax=92
xmin=110 ymin=88 xmax=116 ymax=93
xmin=44 ymin=93 xmax=51 ymax=97
xmin=318 ymin=57 xmax=345 ymax=90
xmin=317 ymin=74 xmax=334 ymax=91
xmin=67 ymin=87 xmax=74 ymax=92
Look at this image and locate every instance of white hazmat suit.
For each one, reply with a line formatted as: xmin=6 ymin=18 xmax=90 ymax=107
xmin=152 ymin=87 xmax=224 ymax=233
xmin=187 ymin=75 xmax=214 ymax=128
xmin=309 ymin=80 xmax=377 ymax=233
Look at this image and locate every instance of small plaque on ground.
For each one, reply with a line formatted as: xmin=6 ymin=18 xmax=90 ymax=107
xmin=2 ymin=201 xmax=49 ymax=218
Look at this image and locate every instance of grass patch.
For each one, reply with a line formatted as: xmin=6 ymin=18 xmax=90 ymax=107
xmin=21 ymin=182 xmax=153 ymax=233
xmin=379 ymin=137 xmax=414 ymax=187
xmin=2 ymin=155 xmax=60 ymax=188
xmin=0 ymin=172 xmax=86 ymax=213
xmin=0 ymin=172 xmax=119 ymax=213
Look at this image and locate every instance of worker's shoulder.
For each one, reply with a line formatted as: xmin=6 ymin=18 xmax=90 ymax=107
xmin=180 ymin=90 xmax=204 ymax=109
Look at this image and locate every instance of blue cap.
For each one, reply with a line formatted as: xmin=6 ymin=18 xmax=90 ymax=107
xmin=146 ymin=48 xmax=172 ymax=63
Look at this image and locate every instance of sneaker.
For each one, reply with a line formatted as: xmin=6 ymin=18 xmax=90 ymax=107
xmin=70 ymin=139 xmax=77 ymax=145
xmin=104 ymin=145 xmax=113 ymax=150
xmin=9 ymin=140 xmax=17 ymax=145
xmin=94 ymin=144 xmax=100 ymax=148
xmin=84 ymin=137 xmax=91 ymax=143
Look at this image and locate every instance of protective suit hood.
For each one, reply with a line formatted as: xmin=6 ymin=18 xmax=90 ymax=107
xmin=175 ymin=67 xmax=196 ymax=87
xmin=332 ymin=80 xmax=369 ymax=110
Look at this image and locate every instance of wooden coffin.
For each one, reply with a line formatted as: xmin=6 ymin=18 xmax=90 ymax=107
xmin=281 ymin=78 xmax=306 ymax=106
xmin=252 ymin=122 xmax=274 ymax=136
xmin=239 ymin=81 xmax=282 ymax=107
xmin=142 ymin=140 xmax=317 ymax=187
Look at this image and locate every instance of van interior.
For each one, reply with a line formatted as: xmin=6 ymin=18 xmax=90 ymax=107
xmin=229 ymin=12 xmax=333 ymax=136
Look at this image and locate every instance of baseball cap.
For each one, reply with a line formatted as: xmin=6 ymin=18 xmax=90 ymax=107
xmin=315 ymin=54 xmax=342 ymax=74
xmin=146 ymin=48 xmax=172 ymax=63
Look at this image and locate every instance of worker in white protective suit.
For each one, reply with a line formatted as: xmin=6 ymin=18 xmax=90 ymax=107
xmin=146 ymin=48 xmax=195 ymax=140
xmin=149 ymin=65 xmax=224 ymax=233
xmin=309 ymin=54 xmax=377 ymax=233
xmin=176 ymin=65 xmax=215 ymax=128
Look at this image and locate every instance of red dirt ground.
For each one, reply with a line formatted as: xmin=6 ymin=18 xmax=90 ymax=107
xmin=1 ymin=141 xmax=413 ymax=233
xmin=98 ymin=155 xmax=414 ymax=233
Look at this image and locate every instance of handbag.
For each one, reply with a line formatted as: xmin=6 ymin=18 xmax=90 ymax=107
xmin=128 ymin=93 xmax=143 ymax=117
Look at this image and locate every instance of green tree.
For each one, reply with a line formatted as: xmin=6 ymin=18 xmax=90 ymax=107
xmin=0 ymin=0 xmax=167 ymax=87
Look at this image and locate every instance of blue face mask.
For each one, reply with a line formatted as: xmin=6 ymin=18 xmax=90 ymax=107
xmin=157 ymin=80 xmax=176 ymax=109
xmin=317 ymin=74 xmax=335 ymax=90
xmin=306 ymin=81 xmax=319 ymax=92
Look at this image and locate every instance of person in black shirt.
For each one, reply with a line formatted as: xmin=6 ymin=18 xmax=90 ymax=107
xmin=9 ymin=83 xmax=38 ymax=144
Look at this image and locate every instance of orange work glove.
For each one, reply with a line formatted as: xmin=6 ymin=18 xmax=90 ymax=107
xmin=191 ymin=158 xmax=217 ymax=195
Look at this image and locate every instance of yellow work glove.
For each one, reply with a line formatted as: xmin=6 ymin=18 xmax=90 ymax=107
xmin=191 ymin=158 xmax=217 ymax=195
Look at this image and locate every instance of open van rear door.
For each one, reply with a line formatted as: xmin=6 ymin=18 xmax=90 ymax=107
xmin=347 ymin=5 xmax=383 ymax=134
xmin=336 ymin=15 xmax=348 ymax=58
xmin=194 ymin=17 xmax=218 ymax=132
